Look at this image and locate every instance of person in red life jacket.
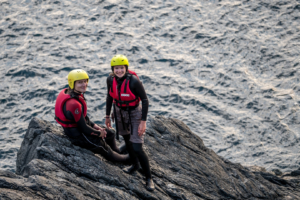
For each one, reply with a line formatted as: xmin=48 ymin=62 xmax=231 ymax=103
xmin=55 ymin=69 xmax=129 ymax=162
xmin=105 ymin=55 xmax=155 ymax=191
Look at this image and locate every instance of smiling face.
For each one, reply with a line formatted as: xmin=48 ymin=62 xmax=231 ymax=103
xmin=113 ymin=65 xmax=126 ymax=78
xmin=74 ymin=79 xmax=88 ymax=93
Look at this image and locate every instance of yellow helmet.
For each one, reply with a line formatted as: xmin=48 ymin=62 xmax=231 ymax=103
xmin=67 ymin=69 xmax=89 ymax=89
xmin=111 ymin=54 xmax=129 ymax=71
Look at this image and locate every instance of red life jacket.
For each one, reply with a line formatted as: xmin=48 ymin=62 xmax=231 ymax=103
xmin=54 ymin=89 xmax=87 ymax=128
xmin=128 ymin=70 xmax=139 ymax=79
xmin=109 ymin=71 xmax=140 ymax=107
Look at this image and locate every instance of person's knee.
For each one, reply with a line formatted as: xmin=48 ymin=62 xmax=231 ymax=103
xmin=91 ymin=141 xmax=111 ymax=155
xmin=132 ymin=143 xmax=143 ymax=154
xmin=105 ymin=129 xmax=116 ymax=140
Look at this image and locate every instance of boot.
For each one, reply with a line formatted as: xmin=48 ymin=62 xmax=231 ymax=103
xmin=106 ymin=148 xmax=130 ymax=162
xmin=146 ymin=178 xmax=155 ymax=191
xmin=95 ymin=142 xmax=130 ymax=162
xmin=123 ymin=163 xmax=141 ymax=174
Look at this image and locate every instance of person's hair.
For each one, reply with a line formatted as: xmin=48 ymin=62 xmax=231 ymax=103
xmin=67 ymin=80 xmax=77 ymax=92
xmin=69 ymin=80 xmax=77 ymax=90
xmin=66 ymin=87 xmax=72 ymax=95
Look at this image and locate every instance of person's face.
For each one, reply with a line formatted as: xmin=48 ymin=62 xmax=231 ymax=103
xmin=113 ymin=65 xmax=126 ymax=78
xmin=74 ymin=79 xmax=88 ymax=93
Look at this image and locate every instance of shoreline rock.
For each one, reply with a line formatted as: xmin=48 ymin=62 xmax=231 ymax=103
xmin=1 ymin=116 xmax=300 ymax=199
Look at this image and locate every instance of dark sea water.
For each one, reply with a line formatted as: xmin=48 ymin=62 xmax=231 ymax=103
xmin=1 ymin=0 xmax=300 ymax=173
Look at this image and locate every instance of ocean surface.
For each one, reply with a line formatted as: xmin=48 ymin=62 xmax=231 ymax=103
xmin=1 ymin=0 xmax=300 ymax=173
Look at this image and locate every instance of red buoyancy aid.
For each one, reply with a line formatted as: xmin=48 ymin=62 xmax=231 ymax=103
xmin=109 ymin=71 xmax=140 ymax=107
xmin=55 ymin=88 xmax=87 ymax=128
xmin=128 ymin=70 xmax=139 ymax=79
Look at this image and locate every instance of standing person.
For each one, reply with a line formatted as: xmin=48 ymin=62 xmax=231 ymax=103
xmin=55 ymin=69 xmax=129 ymax=162
xmin=105 ymin=55 xmax=155 ymax=191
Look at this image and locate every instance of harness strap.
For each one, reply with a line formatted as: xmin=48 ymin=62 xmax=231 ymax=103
xmin=115 ymin=98 xmax=138 ymax=106
xmin=128 ymin=108 xmax=133 ymax=135
xmin=113 ymin=104 xmax=119 ymax=141
xmin=119 ymin=108 xmax=128 ymax=132
xmin=110 ymin=76 xmax=114 ymax=93
xmin=118 ymin=104 xmax=136 ymax=135
xmin=124 ymin=75 xmax=130 ymax=93
xmin=115 ymin=103 xmax=139 ymax=110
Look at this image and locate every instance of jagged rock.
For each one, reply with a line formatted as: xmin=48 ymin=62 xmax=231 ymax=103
xmin=1 ymin=116 xmax=300 ymax=199
xmin=272 ymin=169 xmax=283 ymax=176
xmin=291 ymin=170 xmax=300 ymax=177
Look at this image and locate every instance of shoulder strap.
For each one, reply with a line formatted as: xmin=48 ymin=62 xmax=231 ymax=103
xmin=110 ymin=76 xmax=114 ymax=93
xmin=124 ymin=74 xmax=131 ymax=93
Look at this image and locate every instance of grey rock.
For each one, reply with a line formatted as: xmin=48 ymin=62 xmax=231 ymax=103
xmin=291 ymin=170 xmax=300 ymax=177
xmin=272 ymin=169 xmax=283 ymax=176
xmin=1 ymin=116 xmax=300 ymax=199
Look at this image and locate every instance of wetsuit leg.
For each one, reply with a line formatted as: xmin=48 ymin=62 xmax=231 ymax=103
xmin=64 ymin=127 xmax=129 ymax=162
xmin=123 ymin=135 xmax=139 ymax=164
xmin=103 ymin=127 xmax=120 ymax=153
xmin=98 ymin=125 xmax=127 ymax=154
xmin=81 ymin=134 xmax=130 ymax=162
xmin=132 ymin=143 xmax=152 ymax=179
xmin=98 ymin=144 xmax=130 ymax=162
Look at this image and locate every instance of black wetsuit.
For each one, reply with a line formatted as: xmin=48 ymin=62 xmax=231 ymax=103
xmin=106 ymin=73 xmax=152 ymax=179
xmin=62 ymin=90 xmax=128 ymax=162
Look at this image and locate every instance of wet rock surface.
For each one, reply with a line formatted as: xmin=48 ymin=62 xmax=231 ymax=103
xmin=1 ymin=116 xmax=300 ymax=200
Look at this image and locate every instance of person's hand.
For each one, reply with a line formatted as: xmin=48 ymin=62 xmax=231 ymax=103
xmin=105 ymin=116 xmax=112 ymax=129
xmin=93 ymin=124 xmax=107 ymax=138
xmin=99 ymin=128 xmax=107 ymax=138
xmin=138 ymin=121 xmax=146 ymax=136
xmin=93 ymin=124 xmax=101 ymax=130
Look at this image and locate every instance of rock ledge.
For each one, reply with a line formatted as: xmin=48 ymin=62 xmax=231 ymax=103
xmin=1 ymin=116 xmax=300 ymax=199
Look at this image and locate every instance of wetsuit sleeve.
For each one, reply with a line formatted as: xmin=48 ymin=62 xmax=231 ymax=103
xmin=130 ymin=75 xmax=149 ymax=121
xmin=106 ymin=76 xmax=114 ymax=116
xmin=64 ymin=99 xmax=101 ymax=136
xmin=77 ymin=114 xmax=101 ymax=136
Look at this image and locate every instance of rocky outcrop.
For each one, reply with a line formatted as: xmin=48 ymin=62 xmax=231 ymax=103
xmin=1 ymin=116 xmax=300 ymax=199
